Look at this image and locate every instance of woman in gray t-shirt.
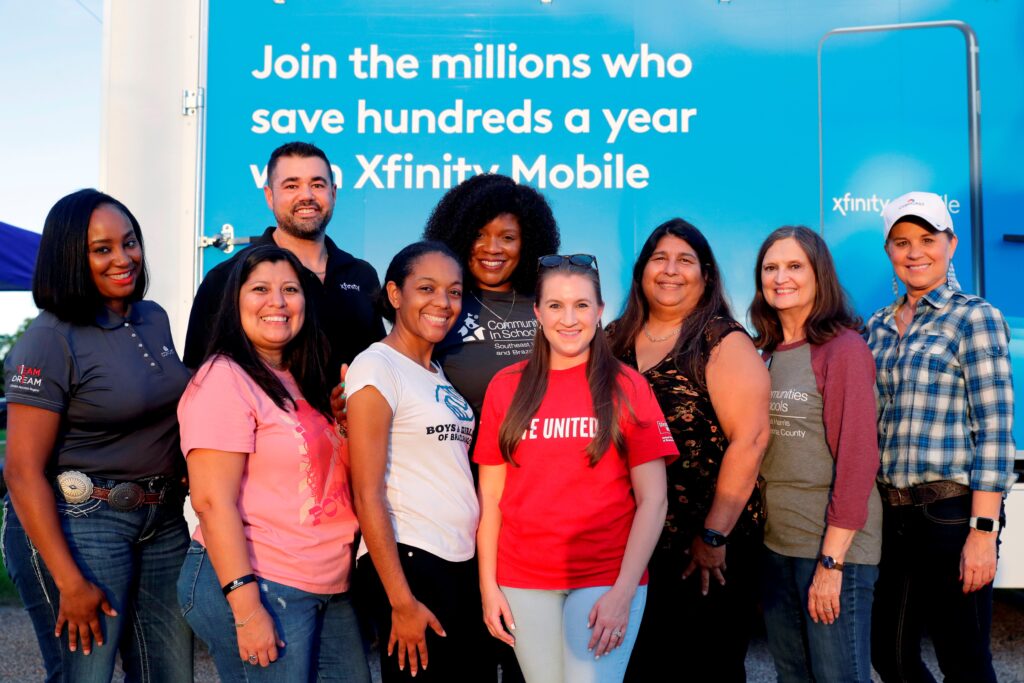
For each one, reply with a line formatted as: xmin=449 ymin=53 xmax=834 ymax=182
xmin=2 ymin=189 xmax=192 ymax=682
xmin=750 ymin=226 xmax=882 ymax=683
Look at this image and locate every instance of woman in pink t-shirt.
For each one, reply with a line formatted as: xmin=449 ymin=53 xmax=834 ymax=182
xmin=474 ymin=255 xmax=676 ymax=683
xmin=176 ymin=246 xmax=369 ymax=683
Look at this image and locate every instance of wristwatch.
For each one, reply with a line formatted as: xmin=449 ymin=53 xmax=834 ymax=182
xmin=820 ymin=555 xmax=844 ymax=571
xmin=969 ymin=516 xmax=1001 ymax=533
xmin=700 ymin=527 xmax=728 ymax=548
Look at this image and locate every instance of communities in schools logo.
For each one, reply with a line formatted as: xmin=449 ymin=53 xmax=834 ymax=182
xmin=830 ymin=192 xmax=961 ymax=217
xmin=458 ymin=313 xmax=485 ymax=343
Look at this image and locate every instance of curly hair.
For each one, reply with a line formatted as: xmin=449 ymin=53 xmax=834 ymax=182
xmin=423 ymin=174 xmax=559 ymax=295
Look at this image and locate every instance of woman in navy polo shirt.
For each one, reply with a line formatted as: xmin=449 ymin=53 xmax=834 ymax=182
xmin=2 ymin=189 xmax=193 ymax=682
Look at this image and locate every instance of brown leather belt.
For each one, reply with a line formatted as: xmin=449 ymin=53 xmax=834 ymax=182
xmin=878 ymin=480 xmax=970 ymax=507
xmin=55 ymin=471 xmax=182 ymax=512
xmin=91 ymin=485 xmax=165 ymax=509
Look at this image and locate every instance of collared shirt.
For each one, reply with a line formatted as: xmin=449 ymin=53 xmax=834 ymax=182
xmin=183 ymin=227 xmax=385 ymax=382
xmin=3 ymin=301 xmax=191 ymax=479
xmin=866 ymin=282 xmax=1017 ymax=493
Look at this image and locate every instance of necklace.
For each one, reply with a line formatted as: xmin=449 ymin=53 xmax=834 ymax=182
xmin=643 ymin=323 xmax=680 ymax=343
xmin=474 ymin=290 xmax=517 ymax=322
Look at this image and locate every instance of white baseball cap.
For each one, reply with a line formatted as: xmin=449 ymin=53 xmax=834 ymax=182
xmin=882 ymin=191 xmax=955 ymax=238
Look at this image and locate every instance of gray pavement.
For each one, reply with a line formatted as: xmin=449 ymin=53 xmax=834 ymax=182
xmin=2 ymin=593 xmax=1023 ymax=681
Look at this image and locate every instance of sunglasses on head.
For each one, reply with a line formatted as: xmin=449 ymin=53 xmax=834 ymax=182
xmin=537 ymin=253 xmax=599 ymax=271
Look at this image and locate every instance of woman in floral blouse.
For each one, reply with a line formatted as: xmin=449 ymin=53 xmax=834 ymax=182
xmin=608 ymin=218 xmax=770 ymax=682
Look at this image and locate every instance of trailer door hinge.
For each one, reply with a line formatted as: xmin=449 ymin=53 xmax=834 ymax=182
xmin=199 ymin=224 xmax=252 ymax=255
xmin=182 ymin=88 xmax=205 ymax=116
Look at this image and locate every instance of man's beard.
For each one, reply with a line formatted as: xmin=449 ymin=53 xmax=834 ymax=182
xmin=276 ymin=201 xmax=333 ymax=241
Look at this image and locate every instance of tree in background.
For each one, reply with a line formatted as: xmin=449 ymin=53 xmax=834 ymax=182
xmin=0 ymin=317 xmax=33 ymax=375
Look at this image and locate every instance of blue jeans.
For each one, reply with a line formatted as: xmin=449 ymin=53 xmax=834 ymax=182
xmin=502 ymin=585 xmax=646 ymax=683
xmin=1 ymin=491 xmax=193 ymax=683
xmin=178 ymin=540 xmax=370 ymax=683
xmin=871 ymin=494 xmax=1000 ymax=683
xmin=761 ymin=547 xmax=878 ymax=683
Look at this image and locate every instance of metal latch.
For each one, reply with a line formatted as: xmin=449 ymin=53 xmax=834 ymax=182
xmin=182 ymin=88 xmax=205 ymax=116
xmin=199 ymin=224 xmax=251 ymax=254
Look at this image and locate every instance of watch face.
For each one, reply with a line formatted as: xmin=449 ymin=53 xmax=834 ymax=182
xmin=975 ymin=518 xmax=995 ymax=532
xmin=701 ymin=529 xmax=727 ymax=547
xmin=821 ymin=556 xmax=837 ymax=569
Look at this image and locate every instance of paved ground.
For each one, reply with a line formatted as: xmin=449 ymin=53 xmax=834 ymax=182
xmin=2 ymin=593 xmax=1023 ymax=682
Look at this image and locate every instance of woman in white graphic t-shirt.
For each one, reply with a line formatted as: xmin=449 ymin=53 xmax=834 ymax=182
xmin=347 ymin=241 xmax=489 ymax=682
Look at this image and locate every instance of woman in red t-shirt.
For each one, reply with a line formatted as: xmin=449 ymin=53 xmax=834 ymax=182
xmin=474 ymin=254 xmax=677 ymax=683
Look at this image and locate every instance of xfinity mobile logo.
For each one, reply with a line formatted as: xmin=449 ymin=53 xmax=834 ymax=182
xmin=830 ymin=192 xmax=960 ymax=217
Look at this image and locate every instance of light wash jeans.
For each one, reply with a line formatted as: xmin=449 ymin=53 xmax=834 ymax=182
xmin=502 ymin=584 xmax=646 ymax=683
xmin=177 ymin=540 xmax=370 ymax=683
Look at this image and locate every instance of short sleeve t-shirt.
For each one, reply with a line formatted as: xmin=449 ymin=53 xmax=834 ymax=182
xmin=3 ymin=302 xmax=191 ymax=479
xmin=433 ymin=290 xmax=538 ymax=416
xmin=178 ymin=356 xmax=358 ymax=595
xmin=474 ymin=361 xmax=679 ymax=590
xmin=346 ymin=342 xmax=480 ymax=563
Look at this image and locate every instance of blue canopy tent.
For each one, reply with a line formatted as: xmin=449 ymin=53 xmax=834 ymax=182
xmin=0 ymin=221 xmax=41 ymax=291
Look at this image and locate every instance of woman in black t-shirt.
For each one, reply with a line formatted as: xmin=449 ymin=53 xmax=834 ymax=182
xmin=425 ymin=174 xmax=561 ymax=418
xmin=2 ymin=189 xmax=193 ymax=682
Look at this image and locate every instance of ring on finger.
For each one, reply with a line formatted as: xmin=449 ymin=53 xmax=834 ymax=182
xmin=612 ymin=629 xmax=623 ymax=638
xmin=248 ymin=654 xmax=258 ymax=664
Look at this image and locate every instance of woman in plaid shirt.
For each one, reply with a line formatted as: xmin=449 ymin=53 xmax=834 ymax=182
xmin=867 ymin=191 xmax=1016 ymax=683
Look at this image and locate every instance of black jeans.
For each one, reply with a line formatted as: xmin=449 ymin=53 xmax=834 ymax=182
xmin=356 ymin=545 xmax=492 ymax=683
xmin=624 ymin=533 xmax=762 ymax=683
xmin=871 ymin=494 xmax=999 ymax=683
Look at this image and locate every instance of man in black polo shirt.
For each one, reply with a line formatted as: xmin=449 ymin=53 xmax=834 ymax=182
xmin=183 ymin=142 xmax=384 ymax=379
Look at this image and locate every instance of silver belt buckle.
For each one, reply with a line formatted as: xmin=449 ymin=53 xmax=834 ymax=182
xmin=56 ymin=471 xmax=94 ymax=504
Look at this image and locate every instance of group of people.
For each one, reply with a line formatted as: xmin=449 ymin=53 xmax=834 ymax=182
xmin=2 ymin=139 xmax=1015 ymax=683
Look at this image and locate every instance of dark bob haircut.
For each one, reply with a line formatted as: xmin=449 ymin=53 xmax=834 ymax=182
xmin=198 ymin=244 xmax=332 ymax=418
xmin=423 ymin=174 xmax=559 ymax=295
xmin=749 ymin=226 xmax=862 ymax=353
xmin=33 ymin=188 xmax=149 ymax=324
xmin=378 ymin=241 xmax=461 ymax=324
xmin=266 ymin=141 xmax=333 ymax=186
xmin=608 ymin=218 xmax=733 ymax=391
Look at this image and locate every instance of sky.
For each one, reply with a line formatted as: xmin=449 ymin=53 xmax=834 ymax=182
xmin=0 ymin=1 xmax=102 ymax=334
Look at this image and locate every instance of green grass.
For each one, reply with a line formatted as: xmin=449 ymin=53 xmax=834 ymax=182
xmin=1 ymin=430 xmax=20 ymax=606
xmin=0 ymin=504 xmax=20 ymax=606
xmin=0 ymin=565 xmax=18 ymax=607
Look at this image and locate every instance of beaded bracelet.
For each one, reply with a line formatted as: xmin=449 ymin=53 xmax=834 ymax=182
xmin=222 ymin=573 xmax=257 ymax=596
